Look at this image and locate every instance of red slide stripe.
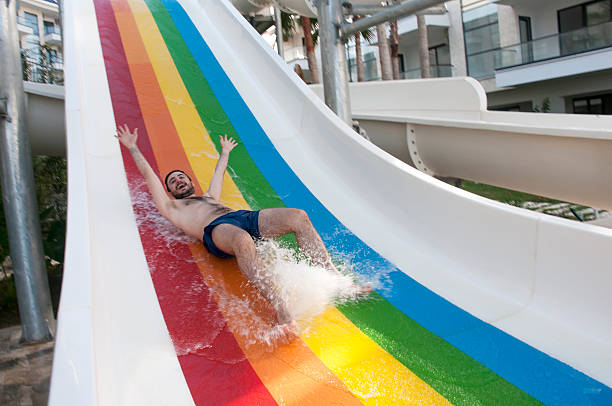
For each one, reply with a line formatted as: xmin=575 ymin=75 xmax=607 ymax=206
xmin=92 ymin=1 xmax=278 ymax=404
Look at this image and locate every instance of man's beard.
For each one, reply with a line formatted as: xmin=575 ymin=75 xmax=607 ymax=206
xmin=172 ymin=184 xmax=195 ymax=199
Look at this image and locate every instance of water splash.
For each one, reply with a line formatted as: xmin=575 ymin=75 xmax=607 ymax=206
xmin=127 ymin=182 xmax=387 ymax=351
xmin=255 ymin=240 xmax=369 ymax=330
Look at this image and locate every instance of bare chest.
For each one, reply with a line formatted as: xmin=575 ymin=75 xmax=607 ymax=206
xmin=173 ymin=196 xmax=232 ymax=239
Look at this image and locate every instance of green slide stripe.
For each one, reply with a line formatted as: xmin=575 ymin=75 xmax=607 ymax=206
xmin=340 ymin=294 xmax=541 ymax=405
xmin=144 ymin=1 xmax=540 ymax=405
xmin=144 ymin=0 xmax=284 ymax=211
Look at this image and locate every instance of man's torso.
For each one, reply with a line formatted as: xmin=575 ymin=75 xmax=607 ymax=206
xmin=170 ymin=195 xmax=233 ymax=240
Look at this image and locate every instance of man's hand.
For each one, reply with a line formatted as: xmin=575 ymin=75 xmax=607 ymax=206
xmin=116 ymin=124 xmax=138 ymax=150
xmin=219 ymin=134 xmax=238 ymax=155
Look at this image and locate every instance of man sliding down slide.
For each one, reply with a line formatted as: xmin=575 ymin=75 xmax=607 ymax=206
xmin=116 ymin=124 xmax=370 ymax=336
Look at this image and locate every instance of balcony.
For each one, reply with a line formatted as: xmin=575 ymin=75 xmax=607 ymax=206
xmin=24 ymin=58 xmax=64 ymax=85
xmin=20 ymin=0 xmax=59 ymax=17
xmin=43 ymin=22 xmax=62 ymax=46
xmin=467 ymin=20 xmax=612 ymax=85
xmin=17 ymin=17 xmax=34 ymax=36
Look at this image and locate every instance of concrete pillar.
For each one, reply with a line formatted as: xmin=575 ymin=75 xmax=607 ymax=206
xmin=497 ymin=5 xmax=520 ymax=47
xmin=0 ymin=0 xmax=55 ymax=342
xmin=446 ymin=0 xmax=467 ymax=77
xmin=317 ymin=0 xmax=352 ymax=125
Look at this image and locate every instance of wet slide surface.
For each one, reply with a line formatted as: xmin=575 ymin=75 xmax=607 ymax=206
xmin=82 ymin=0 xmax=611 ymax=404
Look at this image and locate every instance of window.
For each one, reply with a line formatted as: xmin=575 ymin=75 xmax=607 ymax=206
xmin=463 ymin=4 xmax=500 ymax=78
xmin=519 ymin=16 xmax=532 ymax=42
xmin=429 ymin=44 xmax=450 ymax=66
xmin=395 ymin=53 xmax=405 ymax=74
xmin=49 ymin=49 xmax=58 ymax=64
xmin=23 ymin=12 xmax=39 ymax=36
xmin=557 ymin=0 xmax=612 ymax=55
xmin=490 ymin=104 xmax=521 ymax=112
xmin=586 ymin=0 xmax=612 ymax=25
xmin=44 ymin=21 xmax=55 ymax=35
xmin=558 ymin=0 xmax=612 ymax=33
xmin=558 ymin=1 xmax=611 ymax=54
xmin=519 ymin=16 xmax=533 ymax=63
xmin=463 ymin=4 xmax=500 ymax=54
xmin=489 ymin=101 xmax=533 ymax=112
xmin=573 ymin=93 xmax=612 ymax=114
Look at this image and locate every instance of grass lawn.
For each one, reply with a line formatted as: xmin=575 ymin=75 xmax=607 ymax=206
xmin=460 ymin=180 xmax=562 ymax=205
xmin=458 ymin=180 xmax=605 ymax=221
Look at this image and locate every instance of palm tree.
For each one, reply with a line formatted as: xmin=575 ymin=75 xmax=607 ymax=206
xmin=354 ymin=20 xmax=365 ymax=82
xmin=376 ymin=22 xmax=393 ymax=80
xmin=300 ymin=16 xmax=320 ymax=83
xmin=417 ymin=14 xmax=431 ymax=78
xmin=389 ymin=20 xmax=400 ymax=79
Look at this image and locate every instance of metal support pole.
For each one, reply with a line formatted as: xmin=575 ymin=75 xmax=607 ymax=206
xmin=317 ymin=0 xmax=352 ymax=125
xmin=0 ymin=0 xmax=55 ymax=342
xmin=273 ymin=1 xmax=284 ymax=58
xmin=341 ymin=0 xmax=447 ymax=40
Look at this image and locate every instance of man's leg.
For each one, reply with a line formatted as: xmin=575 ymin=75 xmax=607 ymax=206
xmin=258 ymin=208 xmax=335 ymax=270
xmin=211 ymin=223 xmax=293 ymax=324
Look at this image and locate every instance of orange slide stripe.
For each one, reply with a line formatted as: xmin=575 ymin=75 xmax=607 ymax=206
xmin=110 ymin=1 xmax=361 ymax=404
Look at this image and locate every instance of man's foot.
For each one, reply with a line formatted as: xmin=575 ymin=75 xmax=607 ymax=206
xmin=273 ymin=320 xmax=298 ymax=343
xmin=279 ymin=320 xmax=298 ymax=335
xmin=354 ymin=283 xmax=373 ymax=296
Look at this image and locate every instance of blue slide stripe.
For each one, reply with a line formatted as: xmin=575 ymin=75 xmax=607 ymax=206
xmin=160 ymin=1 xmax=612 ymax=404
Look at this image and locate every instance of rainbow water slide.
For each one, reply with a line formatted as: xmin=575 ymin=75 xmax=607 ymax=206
xmin=50 ymin=0 xmax=612 ymax=404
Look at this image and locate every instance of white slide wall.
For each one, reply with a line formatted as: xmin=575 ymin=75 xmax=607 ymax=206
xmin=184 ymin=0 xmax=612 ymax=386
xmin=311 ymin=79 xmax=612 ymax=210
xmin=50 ymin=0 xmax=612 ymax=403
xmin=49 ymin=1 xmax=194 ymax=404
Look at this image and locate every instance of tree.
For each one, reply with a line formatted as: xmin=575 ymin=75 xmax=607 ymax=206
xmin=354 ymin=19 xmax=365 ymax=82
xmin=376 ymin=22 xmax=393 ymax=80
xmin=300 ymin=16 xmax=319 ymax=83
xmin=417 ymin=14 xmax=431 ymax=78
xmin=352 ymin=16 xmax=375 ymax=82
xmin=389 ymin=20 xmax=400 ymax=79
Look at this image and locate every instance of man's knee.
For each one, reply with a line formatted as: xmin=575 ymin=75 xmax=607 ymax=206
xmin=232 ymin=231 xmax=256 ymax=257
xmin=290 ymin=208 xmax=311 ymax=230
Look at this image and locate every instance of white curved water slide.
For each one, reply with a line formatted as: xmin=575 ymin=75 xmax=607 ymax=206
xmin=311 ymin=79 xmax=612 ymax=210
xmin=25 ymin=0 xmax=610 ymax=403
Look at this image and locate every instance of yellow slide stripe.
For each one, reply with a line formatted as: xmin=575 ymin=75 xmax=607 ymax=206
xmin=303 ymin=308 xmax=452 ymax=405
xmin=125 ymin=0 xmax=249 ymax=209
xmin=127 ymin=1 xmax=450 ymax=404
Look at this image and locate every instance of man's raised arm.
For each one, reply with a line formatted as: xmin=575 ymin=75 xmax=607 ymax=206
xmin=206 ymin=134 xmax=237 ymax=201
xmin=116 ymin=124 xmax=175 ymax=217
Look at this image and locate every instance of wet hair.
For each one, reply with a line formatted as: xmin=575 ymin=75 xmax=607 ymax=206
xmin=164 ymin=170 xmax=192 ymax=192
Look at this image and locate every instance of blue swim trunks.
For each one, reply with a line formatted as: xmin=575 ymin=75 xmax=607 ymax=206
xmin=202 ymin=210 xmax=261 ymax=258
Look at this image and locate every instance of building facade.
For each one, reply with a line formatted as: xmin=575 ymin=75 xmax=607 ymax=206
xmin=479 ymin=0 xmax=612 ymax=114
xmin=272 ymin=0 xmax=611 ymax=115
xmin=399 ymin=0 xmax=612 ymax=114
xmin=16 ymin=0 xmax=63 ymax=84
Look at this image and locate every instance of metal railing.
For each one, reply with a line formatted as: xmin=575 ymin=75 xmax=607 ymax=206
xmin=17 ymin=16 xmax=31 ymax=26
xmin=22 ymin=48 xmax=64 ymax=85
xmin=44 ymin=25 xmax=61 ymax=36
xmin=25 ymin=61 xmax=64 ymax=84
xmin=467 ymin=20 xmax=612 ymax=79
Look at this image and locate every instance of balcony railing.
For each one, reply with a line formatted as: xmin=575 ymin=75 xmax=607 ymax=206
xmin=400 ymin=64 xmax=453 ymax=79
xmin=467 ymin=20 xmax=612 ymax=79
xmin=22 ymin=47 xmax=64 ymax=85
xmin=44 ymin=25 xmax=61 ymax=36
xmin=17 ymin=16 xmax=34 ymax=34
xmin=26 ymin=62 xmax=64 ymax=85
